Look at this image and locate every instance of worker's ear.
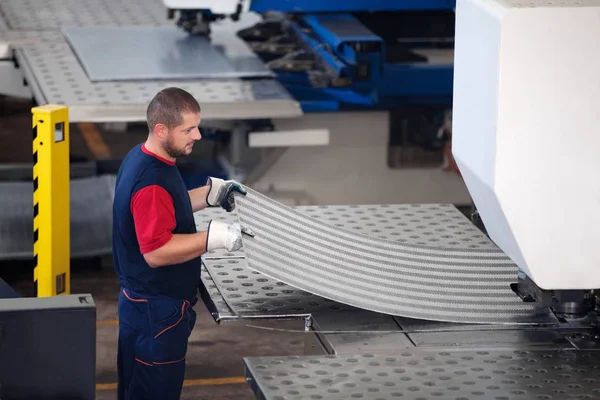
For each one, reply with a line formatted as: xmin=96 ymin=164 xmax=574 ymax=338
xmin=153 ymin=123 xmax=169 ymax=139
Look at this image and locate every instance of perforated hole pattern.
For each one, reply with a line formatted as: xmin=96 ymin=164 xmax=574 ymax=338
xmin=234 ymin=187 xmax=557 ymax=324
xmin=0 ymin=0 xmax=169 ymax=30
xmin=200 ymin=264 xmax=235 ymax=319
xmin=297 ymin=204 xmax=495 ymax=249
xmin=245 ymin=349 xmax=600 ymax=400
xmin=194 ymin=204 xmax=502 ymax=318
xmin=197 ymin=203 xmax=505 ymax=318
xmin=197 ymin=203 xmax=497 ymax=259
xmin=203 ymin=257 xmax=356 ymax=317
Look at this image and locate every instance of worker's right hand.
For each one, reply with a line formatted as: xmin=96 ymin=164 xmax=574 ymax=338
xmin=206 ymin=220 xmax=243 ymax=252
xmin=206 ymin=177 xmax=247 ymax=212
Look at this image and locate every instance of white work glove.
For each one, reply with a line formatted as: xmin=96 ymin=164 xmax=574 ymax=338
xmin=206 ymin=177 xmax=247 ymax=212
xmin=206 ymin=220 xmax=243 ymax=252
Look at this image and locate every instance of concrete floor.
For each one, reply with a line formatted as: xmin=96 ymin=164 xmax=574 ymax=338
xmin=0 ymin=96 xmax=306 ymax=399
xmin=4 ymin=257 xmax=307 ymax=399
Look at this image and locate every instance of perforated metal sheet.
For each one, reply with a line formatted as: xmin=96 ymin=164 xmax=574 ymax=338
xmin=244 ymin=349 xmax=600 ymax=400
xmin=233 ymin=188 xmax=557 ymax=325
xmin=0 ymin=0 xmax=169 ymax=30
xmin=196 ymin=202 xmax=497 ymax=260
xmin=199 ymin=263 xmax=237 ymax=322
xmin=0 ymin=175 xmax=115 ymax=260
xmin=61 ymin=26 xmax=273 ymax=81
xmin=197 ymin=202 xmax=503 ymax=320
xmin=295 ymin=203 xmax=497 ymax=249
xmin=203 ymin=257 xmax=354 ymax=318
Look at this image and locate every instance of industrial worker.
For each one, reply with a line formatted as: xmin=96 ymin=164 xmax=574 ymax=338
xmin=111 ymin=87 xmax=246 ymax=400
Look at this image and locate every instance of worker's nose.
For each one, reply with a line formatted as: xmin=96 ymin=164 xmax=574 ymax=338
xmin=194 ymin=128 xmax=201 ymax=140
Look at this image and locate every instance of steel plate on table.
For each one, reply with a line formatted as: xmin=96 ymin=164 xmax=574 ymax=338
xmin=233 ymin=188 xmax=558 ymax=325
xmin=61 ymin=26 xmax=273 ymax=82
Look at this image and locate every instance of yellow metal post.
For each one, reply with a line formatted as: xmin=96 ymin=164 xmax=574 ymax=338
xmin=32 ymin=105 xmax=70 ymax=297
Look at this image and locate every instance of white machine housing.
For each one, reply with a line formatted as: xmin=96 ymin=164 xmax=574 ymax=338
xmin=452 ymin=0 xmax=600 ymax=290
xmin=163 ymin=0 xmax=249 ymax=14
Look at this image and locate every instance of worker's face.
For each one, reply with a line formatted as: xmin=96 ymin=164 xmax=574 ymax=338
xmin=163 ymin=111 xmax=202 ymax=158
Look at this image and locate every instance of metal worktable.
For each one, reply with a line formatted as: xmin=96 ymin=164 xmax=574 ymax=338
xmin=197 ymin=203 xmax=600 ymax=399
xmin=0 ymin=0 xmax=302 ymax=122
xmin=244 ymin=349 xmax=600 ymax=399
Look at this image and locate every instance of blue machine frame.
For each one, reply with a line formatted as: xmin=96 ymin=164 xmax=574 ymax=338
xmin=250 ymin=0 xmax=456 ymax=13
xmin=238 ymin=0 xmax=457 ymax=112
xmin=189 ymin=0 xmax=458 ymax=181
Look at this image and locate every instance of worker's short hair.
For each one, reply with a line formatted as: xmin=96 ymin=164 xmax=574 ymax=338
xmin=146 ymin=87 xmax=201 ymax=131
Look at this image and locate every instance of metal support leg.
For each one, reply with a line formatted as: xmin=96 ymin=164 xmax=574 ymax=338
xmin=32 ymin=105 xmax=70 ymax=297
xmin=230 ymin=123 xmax=246 ymax=170
xmin=219 ymin=123 xmax=248 ymax=182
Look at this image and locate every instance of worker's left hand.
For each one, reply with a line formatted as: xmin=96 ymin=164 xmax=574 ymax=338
xmin=206 ymin=220 xmax=244 ymax=252
xmin=206 ymin=177 xmax=247 ymax=212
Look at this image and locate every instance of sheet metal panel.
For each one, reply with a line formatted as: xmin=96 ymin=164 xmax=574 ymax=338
xmin=196 ymin=202 xmax=499 ymax=259
xmin=196 ymin=202 xmax=503 ymax=321
xmin=293 ymin=203 xmax=497 ymax=249
xmin=61 ymin=26 xmax=273 ymax=81
xmin=244 ymin=349 xmax=600 ymax=400
xmin=233 ymin=188 xmax=557 ymax=324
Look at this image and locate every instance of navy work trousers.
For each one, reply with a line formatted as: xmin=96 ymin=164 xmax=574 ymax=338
xmin=117 ymin=287 xmax=197 ymax=400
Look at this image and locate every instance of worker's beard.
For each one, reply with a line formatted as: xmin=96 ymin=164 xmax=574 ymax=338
xmin=162 ymin=134 xmax=187 ymax=158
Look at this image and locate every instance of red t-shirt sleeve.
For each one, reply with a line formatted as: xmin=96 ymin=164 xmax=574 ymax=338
xmin=130 ymin=185 xmax=176 ymax=254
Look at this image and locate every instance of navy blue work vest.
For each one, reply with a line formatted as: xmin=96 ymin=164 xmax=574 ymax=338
xmin=112 ymin=143 xmax=200 ymax=301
